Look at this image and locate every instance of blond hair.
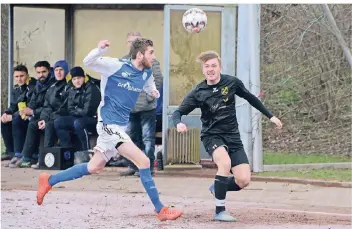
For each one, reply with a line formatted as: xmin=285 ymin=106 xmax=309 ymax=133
xmin=196 ymin=51 xmax=221 ymax=65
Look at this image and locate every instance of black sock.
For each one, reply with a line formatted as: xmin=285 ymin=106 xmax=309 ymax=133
xmin=214 ymin=175 xmax=228 ymax=214
xmin=227 ymin=177 xmax=242 ymax=191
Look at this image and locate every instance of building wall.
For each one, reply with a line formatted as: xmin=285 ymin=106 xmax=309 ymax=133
xmin=13 ymin=7 xmax=65 ymax=78
xmin=73 ymin=9 xmax=164 ymax=78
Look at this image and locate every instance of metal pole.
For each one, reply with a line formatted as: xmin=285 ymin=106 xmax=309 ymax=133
xmin=322 ymin=4 xmax=352 ymax=68
xmin=236 ymin=4 xmax=253 ymax=170
xmin=162 ymin=5 xmax=171 ymax=167
xmin=8 ymin=5 xmax=14 ymax=107
xmin=249 ymin=4 xmax=263 ymax=172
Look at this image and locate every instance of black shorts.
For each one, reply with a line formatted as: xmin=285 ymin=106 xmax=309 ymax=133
xmin=201 ymin=134 xmax=249 ymax=168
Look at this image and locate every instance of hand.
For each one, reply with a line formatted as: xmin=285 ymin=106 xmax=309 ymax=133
xmin=1 ymin=113 xmax=8 ymax=123
xmin=22 ymin=107 xmax=33 ymax=115
xmin=38 ymin=120 xmax=46 ymax=130
xmin=150 ymin=89 xmax=160 ymax=99
xmin=98 ymin=40 xmax=111 ymax=49
xmin=270 ymin=116 xmax=283 ymax=129
xmin=176 ymin=123 xmax=188 ymax=133
xmin=6 ymin=114 xmax=12 ymax=122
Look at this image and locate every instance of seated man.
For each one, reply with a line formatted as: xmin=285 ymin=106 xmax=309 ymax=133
xmin=54 ymin=66 xmax=101 ymax=151
xmin=31 ymin=60 xmax=71 ymax=169
xmin=2 ymin=65 xmax=36 ymax=163
xmin=9 ymin=61 xmax=55 ymax=168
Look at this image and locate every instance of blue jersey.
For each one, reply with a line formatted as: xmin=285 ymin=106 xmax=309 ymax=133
xmin=83 ymin=47 xmax=157 ymax=126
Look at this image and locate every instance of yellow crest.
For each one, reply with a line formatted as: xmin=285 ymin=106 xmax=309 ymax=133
xmin=221 ymin=86 xmax=228 ymax=95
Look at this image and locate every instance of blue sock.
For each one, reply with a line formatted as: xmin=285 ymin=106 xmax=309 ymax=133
xmin=32 ymin=153 xmax=39 ymax=160
xmin=139 ymin=168 xmax=164 ymax=213
xmin=48 ymin=163 xmax=90 ymax=187
xmin=15 ymin=152 xmax=22 ymax=158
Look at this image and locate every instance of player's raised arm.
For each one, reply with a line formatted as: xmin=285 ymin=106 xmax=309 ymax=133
xmin=172 ymin=89 xmax=199 ymax=133
xmin=234 ymin=77 xmax=283 ymax=129
xmin=83 ymin=40 xmax=121 ymax=76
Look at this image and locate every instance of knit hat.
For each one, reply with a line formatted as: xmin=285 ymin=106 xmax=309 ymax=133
xmin=53 ymin=60 xmax=69 ymax=77
xmin=70 ymin=66 xmax=85 ymax=78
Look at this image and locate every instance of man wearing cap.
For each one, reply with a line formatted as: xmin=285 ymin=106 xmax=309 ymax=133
xmin=54 ymin=66 xmax=101 ymax=151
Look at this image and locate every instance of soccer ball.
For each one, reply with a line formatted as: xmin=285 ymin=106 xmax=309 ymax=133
xmin=182 ymin=8 xmax=207 ymax=33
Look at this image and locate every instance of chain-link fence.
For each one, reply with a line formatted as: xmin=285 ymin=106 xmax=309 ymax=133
xmin=258 ymin=4 xmax=351 ymax=157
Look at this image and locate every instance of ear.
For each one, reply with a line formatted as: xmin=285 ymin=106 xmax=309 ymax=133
xmin=136 ymin=51 xmax=143 ymax=59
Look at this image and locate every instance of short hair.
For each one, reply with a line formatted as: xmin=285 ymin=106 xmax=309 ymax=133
xmin=126 ymin=32 xmax=142 ymax=38
xmin=129 ymin=38 xmax=154 ymax=59
xmin=196 ymin=51 xmax=221 ymax=65
xmin=34 ymin=61 xmax=50 ymax=70
xmin=13 ymin=64 xmax=28 ymax=74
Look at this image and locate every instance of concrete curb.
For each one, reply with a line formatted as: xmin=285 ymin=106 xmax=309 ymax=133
xmin=102 ymin=167 xmax=352 ymax=188
xmin=155 ymin=170 xmax=352 ymax=188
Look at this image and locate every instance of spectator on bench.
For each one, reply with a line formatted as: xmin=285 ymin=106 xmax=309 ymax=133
xmin=54 ymin=66 xmax=101 ymax=151
xmin=31 ymin=60 xmax=71 ymax=169
xmin=2 ymin=65 xmax=36 ymax=163
xmin=9 ymin=61 xmax=55 ymax=168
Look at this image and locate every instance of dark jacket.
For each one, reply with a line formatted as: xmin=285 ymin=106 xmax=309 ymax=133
xmin=40 ymin=79 xmax=71 ymax=122
xmin=5 ymin=77 xmax=37 ymax=115
xmin=27 ymin=75 xmax=56 ymax=119
xmin=67 ymin=81 xmax=101 ymax=118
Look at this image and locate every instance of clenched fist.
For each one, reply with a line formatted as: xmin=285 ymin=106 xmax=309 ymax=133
xmin=98 ymin=40 xmax=111 ymax=49
xmin=176 ymin=123 xmax=188 ymax=133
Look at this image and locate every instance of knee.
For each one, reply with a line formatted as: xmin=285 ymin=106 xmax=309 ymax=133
xmin=217 ymin=160 xmax=231 ymax=175
xmin=54 ymin=118 xmax=61 ymax=130
xmin=87 ymin=154 xmax=105 ymax=174
xmin=87 ymin=163 xmax=104 ymax=174
xmin=73 ymin=120 xmax=82 ymax=131
xmin=139 ymin=154 xmax=150 ymax=169
xmin=141 ymin=156 xmax=150 ymax=168
xmin=236 ymin=175 xmax=251 ymax=188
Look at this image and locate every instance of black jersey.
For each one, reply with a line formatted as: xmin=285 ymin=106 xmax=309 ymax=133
xmin=172 ymin=74 xmax=273 ymax=137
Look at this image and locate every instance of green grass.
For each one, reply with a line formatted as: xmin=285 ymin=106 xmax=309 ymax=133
xmin=1 ymin=137 xmax=5 ymax=155
xmin=255 ymin=169 xmax=352 ymax=182
xmin=264 ymin=151 xmax=352 ymax=165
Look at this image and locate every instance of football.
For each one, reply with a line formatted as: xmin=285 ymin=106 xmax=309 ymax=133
xmin=182 ymin=8 xmax=207 ymax=33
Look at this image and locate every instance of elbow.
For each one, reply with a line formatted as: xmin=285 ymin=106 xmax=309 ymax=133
xmin=82 ymin=56 xmax=91 ymax=67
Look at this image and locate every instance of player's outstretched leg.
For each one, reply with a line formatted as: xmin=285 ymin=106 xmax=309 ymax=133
xmin=36 ymin=151 xmax=106 ymax=205
xmin=212 ymin=147 xmax=236 ymax=222
xmin=118 ymin=142 xmax=183 ymax=221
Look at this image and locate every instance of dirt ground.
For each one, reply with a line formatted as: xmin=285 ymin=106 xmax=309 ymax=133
xmin=1 ymin=163 xmax=351 ymax=229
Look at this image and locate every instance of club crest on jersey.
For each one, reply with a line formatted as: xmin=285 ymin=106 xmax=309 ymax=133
xmin=221 ymin=86 xmax=228 ymax=95
xmin=121 ymin=72 xmax=131 ymax=78
xmin=142 ymin=72 xmax=147 ymax=80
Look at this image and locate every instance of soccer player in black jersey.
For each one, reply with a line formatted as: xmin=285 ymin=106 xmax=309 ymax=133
xmin=172 ymin=51 xmax=283 ymax=222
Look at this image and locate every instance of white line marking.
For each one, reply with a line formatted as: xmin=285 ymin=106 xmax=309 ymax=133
xmin=254 ymin=207 xmax=351 ymax=217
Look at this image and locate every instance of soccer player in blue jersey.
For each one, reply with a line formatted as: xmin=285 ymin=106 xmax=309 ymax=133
xmin=36 ymin=38 xmax=183 ymax=221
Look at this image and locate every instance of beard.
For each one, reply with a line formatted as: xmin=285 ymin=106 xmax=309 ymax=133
xmin=141 ymin=57 xmax=152 ymax=69
xmin=38 ymin=75 xmax=48 ymax=82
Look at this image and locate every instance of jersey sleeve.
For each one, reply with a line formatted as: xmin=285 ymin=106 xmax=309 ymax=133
xmin=172 ymin=89 xmax=199 ymax=126
xmin=83 ymin=47 xmax=122 ymax=77
xmin=234 ymin=77 xmax=273 ymax=119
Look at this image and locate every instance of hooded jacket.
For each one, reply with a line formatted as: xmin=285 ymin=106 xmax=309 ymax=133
xmin=40 ymin=60 xmax=72 ymax=122
xmin=27 ymin=72 xmax=56 ymax=119
xmin=67 ymin=80 xmax=101 ymax=118
xmin=5 ymin=77 xmax=37 ymax=115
